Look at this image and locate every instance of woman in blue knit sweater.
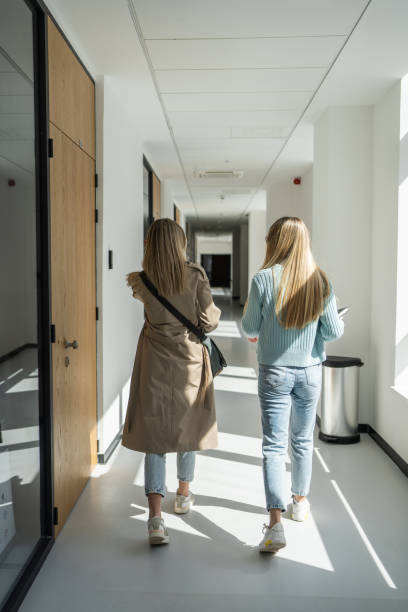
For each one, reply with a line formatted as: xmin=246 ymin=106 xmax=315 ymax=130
xmin=242 ymin=216 xmax=344 ymax=553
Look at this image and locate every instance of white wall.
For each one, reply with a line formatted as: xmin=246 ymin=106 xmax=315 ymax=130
xmin=96 ymin=76 xmax=145 ymax=455
xmin=301 ymin=167 xmax=314 ymax=239
xmin=371 ymin=81 xmax=408 ymax=462
xmin=395 ymin=75 xmax=408 ymax=392
xmin=161 ymin=179 xmax=174 ymax=220
xmin=239 ymin=221 xmax=249 ymax=305
xmin=266 ymin=170 xmax=313 ymax=237
xmin=248 ymin=209 xmax=266 ymax=289
xmin=196 ymin=239 xmax=232 ymax=262
xmin=313 ymin=106 xmax=373 ymax=424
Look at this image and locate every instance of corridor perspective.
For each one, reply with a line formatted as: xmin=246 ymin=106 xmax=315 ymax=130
xmin=19 ymin=296 xmax=408 ymax=611
xmin=1 ymin=0 xmax=408 ymax=610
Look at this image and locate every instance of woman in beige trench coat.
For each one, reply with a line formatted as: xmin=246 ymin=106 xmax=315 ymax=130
xmin=122 ymin=219 xmax=221 ymax=545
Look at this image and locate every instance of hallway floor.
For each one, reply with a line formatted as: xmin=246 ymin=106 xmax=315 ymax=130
xmin=21 ymin=297 xmax=408 ymax=612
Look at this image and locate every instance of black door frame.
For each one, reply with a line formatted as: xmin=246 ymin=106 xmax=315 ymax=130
xmin=143 ymin=155 xmax=154 ymax=230
xmin=3 ymin=1 xmax=99 ymax=609
xmin=3 ymin=1 xmax=53 ymax=609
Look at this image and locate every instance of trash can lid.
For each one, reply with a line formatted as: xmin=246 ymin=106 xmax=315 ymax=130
xmin=323 ymin=355 xmax=364 ymax=368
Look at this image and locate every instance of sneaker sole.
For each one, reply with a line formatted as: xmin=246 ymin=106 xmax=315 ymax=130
xmin=149 ymin=530 xmax=170 ymax=545
xmin=291 ymin=512 xmax=309 ymax=522
xmin=259 ymin=541 xmax=286 ymax=553
xmin=174 ymin=504 xmax=193 ymax=515
xmin=149 ymin=535 xmax=170 ymax=545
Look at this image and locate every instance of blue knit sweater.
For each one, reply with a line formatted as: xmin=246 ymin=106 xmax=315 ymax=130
xmin=241 ymin=265 xmax=344 ymax=367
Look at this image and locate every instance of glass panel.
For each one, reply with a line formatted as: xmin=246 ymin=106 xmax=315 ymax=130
xmin=0 ymin=0 xmax=41 ymax=604
xmin=143 ymin=164 xmax=150 ymax=238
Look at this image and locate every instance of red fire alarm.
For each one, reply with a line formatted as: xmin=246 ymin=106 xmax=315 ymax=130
xmin=293 ymin=177 xmax=301 ymax=185
xmin=8 ymin=178 xmax=15 ymax=187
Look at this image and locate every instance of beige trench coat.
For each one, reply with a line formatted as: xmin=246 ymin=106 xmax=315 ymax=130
xmin=121 ymin=263 xmax=221 ymax=454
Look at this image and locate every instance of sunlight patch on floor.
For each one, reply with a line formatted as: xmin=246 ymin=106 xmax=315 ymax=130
xmin=130 ymin=503 xmax=210 ymax=540
xmin=7 ymin=368 xmax=23 ymax=380
xmin=220 ymin=365 xmax=257 ymax=379
xmin=314 ymin=447 xmax=330 ymax=473
xmin=217 ymin=431 xmax=262 ymax=459
xmin=91 ymin=443 xmax=121 ymax=478
xmin=193 ymin=505 xmax=334 ymax=572
xmin=209 ymin=321 xmax=241 ymax=339
xmin=331 ymin=479 xmax=397 ymax=589
xmin=6 ymin=376 xmax=38 ymax=394
xmin=2 ymin=426 xmax=39 ymax=445
xmin=214 ymin=375 xmax=257 ymax=394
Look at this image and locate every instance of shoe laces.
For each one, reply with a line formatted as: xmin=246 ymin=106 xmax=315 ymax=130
xmin=262 ymin=523 xmax=270 ymax=534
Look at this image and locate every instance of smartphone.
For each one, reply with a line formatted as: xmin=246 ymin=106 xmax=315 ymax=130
xmin=338 ymin=307 xmax=349 ymax=318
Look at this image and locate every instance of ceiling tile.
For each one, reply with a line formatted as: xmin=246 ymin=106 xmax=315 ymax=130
xmin=168 ymin=109 xmax=299 ymax=128
xmin=130 ymin=0 xmax=371 ymax=219
xmin=147 ymin=37 xmax=344 ymax=70
xmin=134 ymin=0 xmax=367 ymax=38
xmin=156 ymin=68 xmax=326 ymax=93
xmin=162 ymin=91 xmax=311 ymax=112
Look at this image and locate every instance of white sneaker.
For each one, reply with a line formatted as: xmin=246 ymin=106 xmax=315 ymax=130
xmin=174 ymin=491 xmax=194 ymax=514
xmin=147 ymin=516 xmax=170 ymax=545
xmin=259 ymin=522 xmax=287 ymax=553
xmin=291 ymin=496 xmax=310 ymax=522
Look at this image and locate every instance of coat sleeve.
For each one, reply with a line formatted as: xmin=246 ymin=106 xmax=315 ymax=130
xmin=196 ymin=270 xmax=221 ymax=333
xmin=126 ymin=271 xmax=143 ymax=301
xmin=317 ymin=283 xmax=344 ymax=342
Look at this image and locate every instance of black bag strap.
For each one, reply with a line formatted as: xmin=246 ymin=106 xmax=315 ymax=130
xmin=140 ymin=271 xmax=206 ymax=342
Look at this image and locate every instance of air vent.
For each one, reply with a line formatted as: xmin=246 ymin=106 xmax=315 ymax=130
xmin=194 ymin=169 xmax=244 ymax=179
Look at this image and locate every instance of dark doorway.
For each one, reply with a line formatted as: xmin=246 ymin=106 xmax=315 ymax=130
xmin=201 ymin=254 xmax=231 ymax=287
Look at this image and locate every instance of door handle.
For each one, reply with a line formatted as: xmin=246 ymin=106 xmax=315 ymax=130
xmin=64 ymin=340 xmax=79 ymax=349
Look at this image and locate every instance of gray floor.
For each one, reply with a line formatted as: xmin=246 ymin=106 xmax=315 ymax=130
xmin=21 ymin=297 xmax=408 ymax=611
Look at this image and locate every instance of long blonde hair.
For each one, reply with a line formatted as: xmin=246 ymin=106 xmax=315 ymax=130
xmin=143 ymin=219 xmax=187 ymax=296
xmin=262 ymin=217 xmax=329 ymax=329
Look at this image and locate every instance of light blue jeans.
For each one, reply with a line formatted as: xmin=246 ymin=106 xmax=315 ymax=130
xmin=258 ymin=364 xmax=322 ymax=512
xmin=144 ymin=452 xmax=196 ymax=497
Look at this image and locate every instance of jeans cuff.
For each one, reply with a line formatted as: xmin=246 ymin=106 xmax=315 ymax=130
xmin=292 ymin=490 xmax=308 ymax=497
xmin=177 ymin=476 xmax=193 ymax=483
xmin=267 ymin=505 xmax=286 ymax=512
xmin=145 ymin=489 xmax=165 ymax=497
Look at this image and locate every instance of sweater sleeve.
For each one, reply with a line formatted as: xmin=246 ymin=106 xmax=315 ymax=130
xmin=318 ymin=284 xmax=344 ymax=342
xmin=242 ymin=275 xmax=263 ymax=337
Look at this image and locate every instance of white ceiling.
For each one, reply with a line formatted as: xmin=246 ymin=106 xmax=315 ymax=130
xmin=131 ymin=0 xmax=370 ymax=220
xmin=5 ymin=0 xmax=408 ymax=221
xmin=264 ymin=0 xmax=408 ymax=192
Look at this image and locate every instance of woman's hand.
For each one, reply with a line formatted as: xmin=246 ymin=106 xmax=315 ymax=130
xmin=248 ymin=337 xmax=258 ymax=343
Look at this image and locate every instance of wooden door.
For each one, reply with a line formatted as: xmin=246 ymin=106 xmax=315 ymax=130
xmin=48 ymin=18 xmax=97 ymax=537
xmin=152 ymin=173 xmax=161 ymax=220
xmin=48 ymin=18 xmax=95 ymax=159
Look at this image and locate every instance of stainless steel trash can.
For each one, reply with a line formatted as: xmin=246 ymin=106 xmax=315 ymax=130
xmin=319 ymin=356 xmax=364 ymax=444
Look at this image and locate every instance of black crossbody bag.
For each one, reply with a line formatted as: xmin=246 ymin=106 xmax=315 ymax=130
xmin=140 ymin=271 xmax=227 ymax=377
